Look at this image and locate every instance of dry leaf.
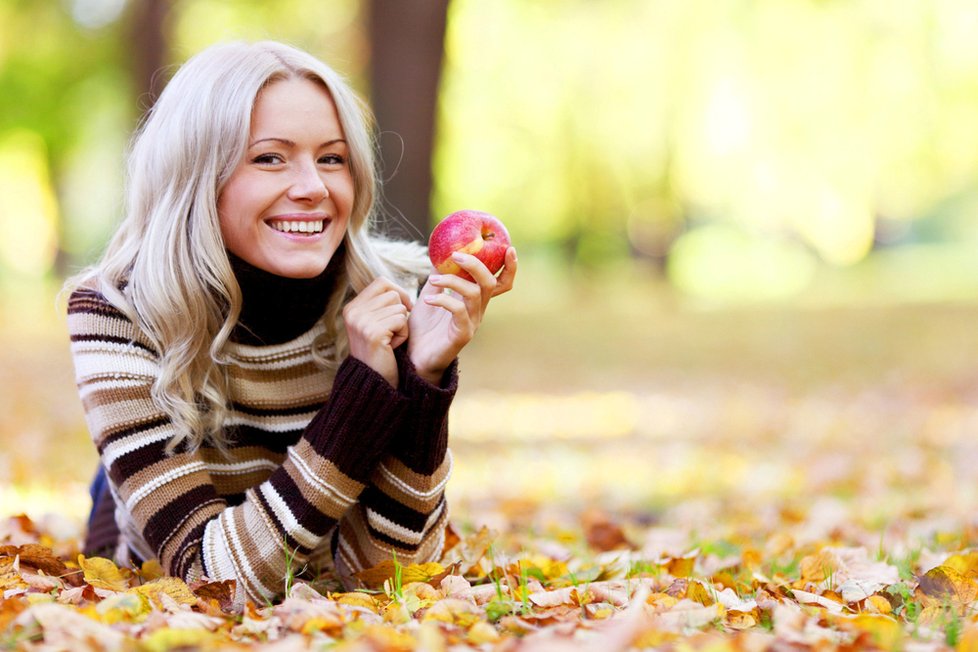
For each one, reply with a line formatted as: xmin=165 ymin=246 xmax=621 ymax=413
xmin=354 ymin=559 xmax=445 ymax=589
xmin=131 ymin=576 xmax=198 ymax=609
xmin=78 ymin=555 xmax=131 ymax=592
xmin=915 ymin=565 xmax=978 ymax=606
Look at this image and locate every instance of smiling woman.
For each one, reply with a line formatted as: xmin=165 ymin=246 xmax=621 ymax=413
xmin=61 ymin=40 xmax=517 ymax=606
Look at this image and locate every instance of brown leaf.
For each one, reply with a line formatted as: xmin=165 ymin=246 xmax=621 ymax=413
xmin=582 ymin=508 xmax=630 ymax=552
xmin=191 ymin=579 xmax=237 ymax=612
xmin=915 ymin=565 xmax=978 ymax=606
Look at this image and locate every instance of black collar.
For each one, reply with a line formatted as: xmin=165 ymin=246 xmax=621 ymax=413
xmin=228 ymin=247 xmax=344 ymax=345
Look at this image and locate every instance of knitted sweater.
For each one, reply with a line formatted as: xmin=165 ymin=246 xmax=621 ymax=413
xmin=67 ymin=258 xmax=456 ymax=604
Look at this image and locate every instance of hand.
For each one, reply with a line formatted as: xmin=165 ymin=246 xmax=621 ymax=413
xmin=408 ymin=247 xmax=517 ymax=384
xmin=343 ymin=278 xmax=414 ymax=387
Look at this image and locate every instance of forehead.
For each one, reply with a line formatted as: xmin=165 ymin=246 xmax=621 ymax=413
xmin=250 ymin=77 xmax=343 ymax=137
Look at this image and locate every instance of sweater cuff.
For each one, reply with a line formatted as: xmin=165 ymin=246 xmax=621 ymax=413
xmin=303 ymin=355 xmax=409 ymax=482
xmin=391 ymin=346 xmax=458 ymax=473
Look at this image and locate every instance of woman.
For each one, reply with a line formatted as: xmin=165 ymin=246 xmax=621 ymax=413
xmin=65 ymin=40 xmax=516 ymax=605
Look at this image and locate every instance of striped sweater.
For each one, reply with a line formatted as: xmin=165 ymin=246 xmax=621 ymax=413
xmin=67 ymin=274 xmax=455 ymax=605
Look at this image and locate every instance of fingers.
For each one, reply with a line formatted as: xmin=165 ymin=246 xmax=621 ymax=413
xmin=492 ymin=247 xmax=518 ymax=297
xmin=343 ymin=277 xmax=413 ymax=350
xmin=421 ymin=289 xmax=474 ymax=337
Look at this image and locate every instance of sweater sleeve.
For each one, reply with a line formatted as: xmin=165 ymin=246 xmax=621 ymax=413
xmin=333 ymin=346 xmax=456 ymax=580
xmin=67 ymin=288 xmax=406 ymax=604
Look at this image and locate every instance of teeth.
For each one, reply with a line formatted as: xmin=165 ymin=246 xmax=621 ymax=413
xmin=269 ymin=220 xmax=324 ymax=234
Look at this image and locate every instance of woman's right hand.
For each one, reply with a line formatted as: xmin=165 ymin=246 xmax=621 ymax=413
xmin=342 ymin=278 xmax=414 ymax=387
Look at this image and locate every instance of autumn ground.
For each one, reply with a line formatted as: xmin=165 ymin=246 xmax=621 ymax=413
xmin=2 ymin=259 xmax=978 ymax=650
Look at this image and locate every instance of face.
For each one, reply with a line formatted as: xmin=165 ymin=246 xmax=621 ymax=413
xmin=218 ymin=77 xmax=354 ymax=278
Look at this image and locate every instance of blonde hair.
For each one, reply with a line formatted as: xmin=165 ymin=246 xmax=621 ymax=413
xmin=68 ymin=41 xmax=428 ymax=453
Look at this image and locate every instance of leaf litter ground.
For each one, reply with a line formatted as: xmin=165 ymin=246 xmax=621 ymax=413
xmin=3 ymin=293 xmax=978 ymax=650
xmin=4 ymin=377 xmax=978 ymax=651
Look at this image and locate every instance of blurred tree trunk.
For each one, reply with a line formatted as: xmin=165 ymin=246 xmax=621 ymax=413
xmin=129 ymin=0 xmax=171 ymax=115
xmin=367 ymin=0 xmax=450 ymax=242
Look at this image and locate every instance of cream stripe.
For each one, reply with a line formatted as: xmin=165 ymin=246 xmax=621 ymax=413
xmin=203 ymin=518 xmax=238 ymax=581
xmin=103 ymin=429 xmax=173 ymax=468
xmin=125 ymin=461 xmax=207 ymax=510
xmin=258 ymin=483 xmax=320 ymax=550
xmin=287 ymin=448 xmax=359 ymax=506
xmin=207 ymin=459 xmax=280 ymax=476
xmin=72 ymin=351 xmax=159 ymax=379
xmin=377 ymin=450 xmax=453 ymax=500
xmin=223 ymin=507 xmax=275 ymax=602
xmin=224 ymin=414 xmax=316 ymax=432
xmin=365 ymin=500 xmax=445 ymax=546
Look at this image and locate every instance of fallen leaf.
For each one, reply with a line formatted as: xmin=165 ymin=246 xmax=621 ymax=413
xmin=190 ymin=578 xmax=236 ymax=612
xmin=915 ymin=565 xmax=978 ymax=606
xmin=78 ymin=555 xmax=131 ymax=592
xmin=131 ymin=576 xmax=198 ymax=609
xmin=354 ymin=559 xmax=445 ymax=589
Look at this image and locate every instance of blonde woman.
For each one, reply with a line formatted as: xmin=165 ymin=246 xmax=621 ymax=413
xmin=65 ymin=40 xmax=517 ymax=605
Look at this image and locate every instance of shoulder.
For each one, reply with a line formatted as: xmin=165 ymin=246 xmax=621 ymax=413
xmin=67 ymin=285 xmax=129 ymax=321
xmin=66 ymin=284 xmax=156 ymax=353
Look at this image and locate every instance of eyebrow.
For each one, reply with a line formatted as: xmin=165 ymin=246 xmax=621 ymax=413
xmin=249 ymin=137 xmax=347 ymax=148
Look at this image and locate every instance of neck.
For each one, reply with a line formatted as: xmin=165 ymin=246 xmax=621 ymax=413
xmin=228 ymin=248 xmax=343 ymax=345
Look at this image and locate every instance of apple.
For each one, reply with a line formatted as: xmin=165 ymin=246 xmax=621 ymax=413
xmin=428 ymin=210 xmax=511 ymax=282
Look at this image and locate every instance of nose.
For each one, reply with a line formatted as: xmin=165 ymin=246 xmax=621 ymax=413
xmin=288 ymin=160 xmax=328 ymax=203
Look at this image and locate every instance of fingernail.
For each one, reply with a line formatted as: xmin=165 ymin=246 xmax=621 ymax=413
xmin=451 ymin=252 xmax=466 ymax=262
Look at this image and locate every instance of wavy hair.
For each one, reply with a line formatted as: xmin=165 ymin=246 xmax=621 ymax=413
xmin=67 ymin=41 xmax=428 ymax=453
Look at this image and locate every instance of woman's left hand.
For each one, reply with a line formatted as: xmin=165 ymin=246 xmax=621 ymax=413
xmin=408 ymin=247 xmax=517 ymax=385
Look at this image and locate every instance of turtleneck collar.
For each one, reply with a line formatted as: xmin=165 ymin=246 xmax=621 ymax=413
xmin=228 ymin=246 xmax=344 ymax=346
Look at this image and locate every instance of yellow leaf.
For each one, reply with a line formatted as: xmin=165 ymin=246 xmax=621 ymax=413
xmin=726 ymin=611 xmax=757 ymax=630
xmin=800 ymin=550 xmax=837 ymax=583
xmin=467 ymin=620 xmax=501 ymax=644
xmin=140 ymin=628 xmax=214 ymax=652
xmin=301 ymin=616 xmax=341 ymax=635
xmin=78 ymin=555 xmax=131 ymax=592
xmin=847 ymin=614 xmax=902 ymax=651
xmin=354 ymin=559 xmax=445 ymax=589
xmin=944 ymin=552 xmax=978 ymax=580
xmin=667 ymin=553 xmax=696 ymax=578
xmin=402 ymin=562 xmax=446 ymax=585
xmin=139 ymin=559 xmax=165 ymax=582
xmin=865 ymin=594 xmax=892 ymax=615
xmin=686 ymin=580 xmax=715 ymax=606
xmin=422 ymin=597 xmax=482 ymax=628
xmin=95 ymin=592 xmax=149 ymax=624
xmin=131 ymin=577 xmax=198 ymax=609
xmin=916 ymin=565 xmax=978 ymax=606
xmin=331 ymin=591 xmax=379 ymax=611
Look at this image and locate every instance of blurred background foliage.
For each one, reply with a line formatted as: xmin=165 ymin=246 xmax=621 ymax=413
xmin=2 ymin=0 xmax=978 ymax=518
xmin=2 ymin=0 xmax=978 ymax=305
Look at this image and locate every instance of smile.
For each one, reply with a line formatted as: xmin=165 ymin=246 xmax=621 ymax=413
xmin=267 ymin=219 xmax=325 ymax=234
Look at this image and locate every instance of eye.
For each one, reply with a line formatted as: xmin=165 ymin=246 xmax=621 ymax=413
xmin=319 ymin=153 xmax=346 ymax=166
xmin=252 ymin=153 xmax=284 ymax=165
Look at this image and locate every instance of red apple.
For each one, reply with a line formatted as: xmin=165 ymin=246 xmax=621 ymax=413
xmin=428 ymin=210 xmax=511 ymax=282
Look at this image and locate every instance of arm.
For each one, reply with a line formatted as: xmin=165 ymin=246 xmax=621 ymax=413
xmin=68 ymin=288 xmax=407 ymax=604
xmin=334 ymin=348 xmax=457 ymax=580
xmin=335 ymin=249 xmax=519 ymax=578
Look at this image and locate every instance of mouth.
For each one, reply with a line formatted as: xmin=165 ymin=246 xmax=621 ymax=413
xmin=266 ymin=218 xmax=327 ymax=236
